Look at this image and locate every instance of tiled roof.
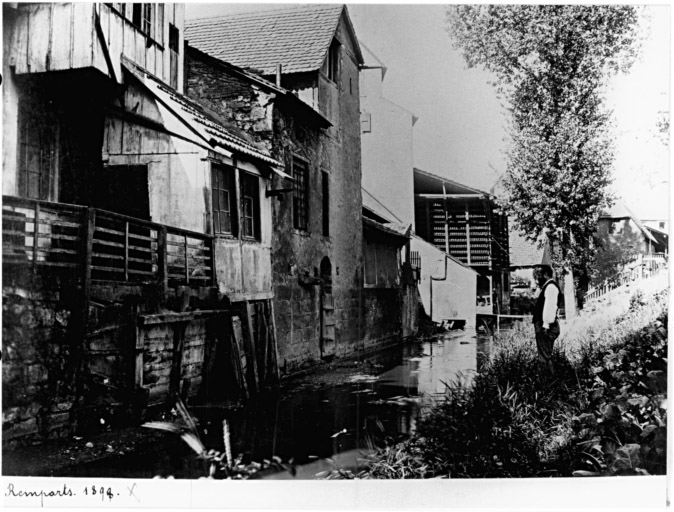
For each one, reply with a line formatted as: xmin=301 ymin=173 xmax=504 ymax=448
xmin=509 ymin=225 xmax=548 ymax=267
xmin=123 ymin=58 xmax=284 ymax=171
xmin=186 ymin=4 xmax=356 ymax=75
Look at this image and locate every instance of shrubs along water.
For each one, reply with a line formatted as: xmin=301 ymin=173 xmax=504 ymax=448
xmin=344 ymin=290 xmax=668 ymax=479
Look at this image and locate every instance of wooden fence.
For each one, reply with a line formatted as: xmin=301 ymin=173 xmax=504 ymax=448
xmin=2 ymin=195 xmax=214 ymax=289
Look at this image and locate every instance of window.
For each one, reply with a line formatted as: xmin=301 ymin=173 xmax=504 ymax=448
xmin=212 ymin=164 xmax=236 ymax=235
xmin=168 ymin=23 xmax=180 ymax=89
xmin=322 ymin=172 xmax=330 ymax=236
xmin=129 ymin=3 xmax=162 ymax=43
xmin=326 ymin=39 xmax=340 ymax=82
xmin=17 ymin=99 xmax=58 ymax=201
xmin=292 ymin=157 xmax=309 ymax=231
xmin=240 ymin=173 xmax=260 ymax=240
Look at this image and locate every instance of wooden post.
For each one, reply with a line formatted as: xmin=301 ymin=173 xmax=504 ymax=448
xmin=184 ymin=234 xmax=189 ymax=284
xmin=268 ymin=300 xmax=281 ymax=383
xmin=258 ymin=302 xmax=269 ymax=386
xmin=32 ymin=202 xmax=40 ymax=274
xmin=244 ymin=302 xmax=259 ymax=392
xmin=230 ymin=315 xmax=249 ymax=398
xmin=157 ymin=226 xmax=168 ymax=296
xmin=124 ymin=220 xmax=129 ymax=281
xmin=210 ymin=237 xmax=217 ymax=288
xmin=83 ymin=208 xmax=96 ymax=299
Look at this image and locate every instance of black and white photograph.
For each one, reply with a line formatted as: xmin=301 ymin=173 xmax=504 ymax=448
xmin=1 ymin=1 xmax=669 ymax=509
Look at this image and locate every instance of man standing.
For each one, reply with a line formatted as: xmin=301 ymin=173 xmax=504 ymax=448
xmin=532 ymin=265 xmax=562 ymax=374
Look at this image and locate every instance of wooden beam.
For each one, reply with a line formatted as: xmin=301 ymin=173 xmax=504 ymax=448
xmin=244 ymin=302 xmax=259 ymax=393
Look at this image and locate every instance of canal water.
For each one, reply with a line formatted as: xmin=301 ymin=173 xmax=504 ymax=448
xmin=65 ymin=329 xmax=493 ymax=479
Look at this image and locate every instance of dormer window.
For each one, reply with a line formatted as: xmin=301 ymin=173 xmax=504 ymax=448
xmin=327 ymin=39 xmax=340 ymax=82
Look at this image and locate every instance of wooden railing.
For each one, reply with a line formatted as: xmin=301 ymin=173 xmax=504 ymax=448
xmin=2 ymin=196 xmax=214 ymax=288
xmin=584 ymin=253 xmax=668 ymax=303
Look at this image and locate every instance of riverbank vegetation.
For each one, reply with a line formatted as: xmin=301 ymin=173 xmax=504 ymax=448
xmin=330 ymin=288 xmax=667 ymax=479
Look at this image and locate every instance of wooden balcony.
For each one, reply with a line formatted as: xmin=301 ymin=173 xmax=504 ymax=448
xmin=2 ymin=195 xmax=214 ymax=291
xmin=6 ymin=3 xmax=170 ymax=85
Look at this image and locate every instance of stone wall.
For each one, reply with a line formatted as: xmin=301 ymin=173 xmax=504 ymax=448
xmin=2 ymin=269 xmax=79 ymax=448
xmin=186 ymin=45 xmax=365 ymax=374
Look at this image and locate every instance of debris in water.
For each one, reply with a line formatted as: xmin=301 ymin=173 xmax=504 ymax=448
xmin=85 ymin=442 xmax=94 ymax=448
xmin=347 ymin=374 xmax=378 ymax=383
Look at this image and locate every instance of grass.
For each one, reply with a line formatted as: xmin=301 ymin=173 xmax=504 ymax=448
xmin=335 ymin=287 xmax=668 ymax=479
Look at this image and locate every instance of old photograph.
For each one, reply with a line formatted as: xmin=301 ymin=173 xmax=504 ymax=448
xmin=1 ymin=2 xmax=669 ymax=507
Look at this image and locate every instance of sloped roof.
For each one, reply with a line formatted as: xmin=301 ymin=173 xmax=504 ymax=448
xmin=362 ymin=187 xmax=403 ymax=223
xmin=601 ymin=200 xmax=656 ymax=243
xmin=360 ymin=40 xmax=388 ymax=78
xmin=122 ymin=58 xmax=285 ymax=172
xmin=363 ymin=217 xmax=409 ymax=245
xmin=413 ymin=167 xmax=491 ymax=196
xmin=508 ymin=226 xmax=550 ymax=268
xmin=186 ymin=4 xmax=363 ymax=76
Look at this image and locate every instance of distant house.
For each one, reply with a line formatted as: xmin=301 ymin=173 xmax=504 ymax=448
xmin=413 ymin=168 xmax=510 ymax=316
xmin=185 ymin=4 xmax=367 ymax=371
xmin=507 ymin=225 xmax=552 ymax=314
xmin=595 ymin=201 xmax=668 ymax=283
xmin=360 ymin=42 xmax=418 ymax=227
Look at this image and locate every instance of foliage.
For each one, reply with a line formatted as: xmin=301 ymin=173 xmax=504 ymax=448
xmin=445 ymin=6 xmax=642 ymax=281
xmin=592 ymin=220 xmax=644 ymax=283
xmin=352 ymin=291 xmax=667 ymax=479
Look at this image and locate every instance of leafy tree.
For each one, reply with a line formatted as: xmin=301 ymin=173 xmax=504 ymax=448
xmin=446 ymin=6 xmax=642 ymax=296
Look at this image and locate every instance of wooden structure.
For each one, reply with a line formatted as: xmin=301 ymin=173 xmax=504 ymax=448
xmin=413 ymin=168 xmax=510 ymax=315
xmin=2 ymin=3 xmax=284 ymax=444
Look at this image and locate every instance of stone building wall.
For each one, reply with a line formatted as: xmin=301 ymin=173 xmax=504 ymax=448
xmin=186 ymin=43 xmax=365 ymax=373
xmin=2 ymin=270 xmax=79 ymax=448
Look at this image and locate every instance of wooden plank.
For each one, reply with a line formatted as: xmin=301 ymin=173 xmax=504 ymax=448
xmin=230 ymin=316 xmax=248 ymax=399
xmin=258 ymin=302 xmax=270 ymax=386
xmin=146 ymin=41 xmax=156 ymax=76
xmin=107 ymin=6 xmax=123 ymax=80
xmin=9 ymin=8 xmax=29 ymax=71
xmin=134 ymin=28 xmax=145 ymax=69
xmin=268 ymin=300 xmax=281 ymax=383
xmin=72 ymin=2 xmax=94 ymax=69
xmin=50 ymin=3 xmax=73 ymax=70
xmin=27 ymin=3 xmax=51 ymax=73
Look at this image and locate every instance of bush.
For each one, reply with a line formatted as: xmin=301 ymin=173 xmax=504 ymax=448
xmin=355 ymin=293 xmax=668 ymax=479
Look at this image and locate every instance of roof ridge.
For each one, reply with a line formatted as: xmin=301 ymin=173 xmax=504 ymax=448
xmin=187 ymin=3 xmax=344 ymax=24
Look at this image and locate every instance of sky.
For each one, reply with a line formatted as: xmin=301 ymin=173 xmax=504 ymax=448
xmin=184 ymin=2 xmax=671 ymax=220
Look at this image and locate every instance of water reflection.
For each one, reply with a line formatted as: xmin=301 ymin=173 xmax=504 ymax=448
xmin=65 ymin=329 xmax=492 ymax=479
